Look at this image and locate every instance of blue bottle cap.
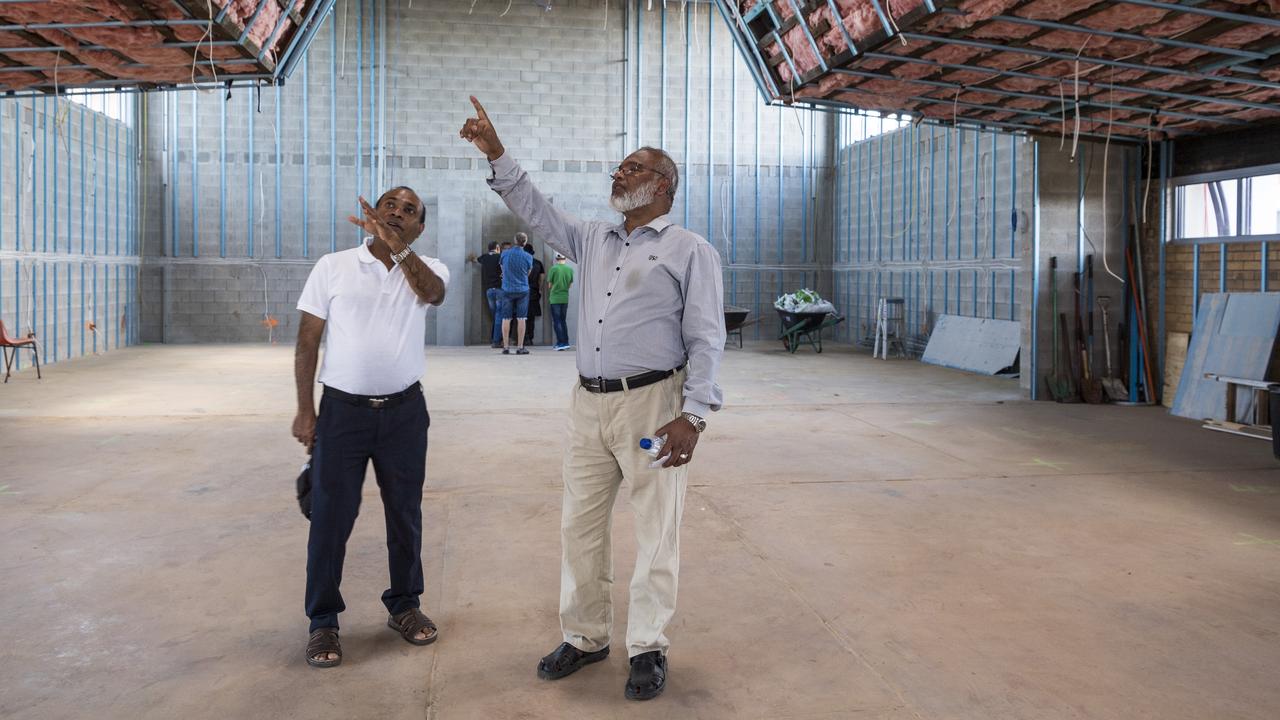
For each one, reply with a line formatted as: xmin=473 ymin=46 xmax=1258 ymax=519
xmin=639 ymin=438 xmax=653 ymax=450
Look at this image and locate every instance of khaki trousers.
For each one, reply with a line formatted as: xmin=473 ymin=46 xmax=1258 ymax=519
xmin=560 ymin=370 xmax=689 ymax=659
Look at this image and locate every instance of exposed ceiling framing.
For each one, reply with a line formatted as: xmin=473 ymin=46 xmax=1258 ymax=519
xmin=717 ymin=0 xmax=1280 ymax=141
xmin=0 ymin=0 xmax=334 ymax=96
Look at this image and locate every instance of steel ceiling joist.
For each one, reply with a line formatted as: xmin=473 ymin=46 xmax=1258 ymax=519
xmin=720 ymin=0 xmax=1280 ymax=141
xmin=0 ymin=0 xmax=335 ymax=97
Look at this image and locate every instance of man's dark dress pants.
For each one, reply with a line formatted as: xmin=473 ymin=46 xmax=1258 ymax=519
xmin=305 ymin=384 xmax=428 ymax=632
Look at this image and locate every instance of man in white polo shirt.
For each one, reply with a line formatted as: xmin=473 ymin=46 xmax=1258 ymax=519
xmin=291 ymin=187 xmax=449 ymax=669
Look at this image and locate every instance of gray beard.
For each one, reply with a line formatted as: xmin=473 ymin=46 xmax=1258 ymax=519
xmin=609 ymin=179 xmax=661 ymax=213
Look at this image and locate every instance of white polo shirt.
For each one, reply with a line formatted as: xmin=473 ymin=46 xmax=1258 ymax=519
xmin=297 ymin=238 xmax=450 ymax=396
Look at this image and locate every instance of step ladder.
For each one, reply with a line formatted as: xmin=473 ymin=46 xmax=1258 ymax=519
xmin=873 ymin=297 xmax=906 ymax=360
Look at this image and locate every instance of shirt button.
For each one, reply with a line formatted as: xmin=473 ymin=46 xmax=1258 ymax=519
xmin=615 ymin=267 xmax=620 ymax=271
xmin=595 ymin=347 xmax=600 ymax=351
xmin=625 ymin=242 xmax=630 ymax=246
xmin=606 ymin=292 xmax=612 ymax=296
xmin=598 ymin=319 xmax=603 ymax=324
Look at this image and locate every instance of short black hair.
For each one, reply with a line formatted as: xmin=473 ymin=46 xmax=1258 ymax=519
xmin=375 ymin=186 xmax=426 ymax=223
xmin=523 ymin=243 xmax=535 ymax=255
xmin=487 ymin=241 xmax=499 ymax=251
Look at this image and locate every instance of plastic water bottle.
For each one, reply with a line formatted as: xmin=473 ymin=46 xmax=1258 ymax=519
xmin=639 ymin=435 xmax=670 ymax=468
xmin=639 ymin=435 xmax=665 ymax=457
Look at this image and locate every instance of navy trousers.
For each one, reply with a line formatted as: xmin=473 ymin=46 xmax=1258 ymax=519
xmin=549 ymin=303 xmax=569 ymax=347
xmin=305 ymin=384 xmax=429 ymax=632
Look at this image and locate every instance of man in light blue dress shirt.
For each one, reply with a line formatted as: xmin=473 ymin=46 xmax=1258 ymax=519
xmin=462 ymin=97 xmax=725 ymax=701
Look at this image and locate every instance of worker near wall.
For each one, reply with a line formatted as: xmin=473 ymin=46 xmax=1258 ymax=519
xmin=523 ymin=241 xmax=546 ymax=346
xmin=499 ymin=231 xmax=534 ymax=354
xmin=290 ymin=186 xmax=450 ymax=669
xmin=547 ymin=253 xmax=574 ymax=350
xmin=461 ymin=97 xmax=725 ymax=701
xmin=465 ymin=240 xmax=504 ymax=347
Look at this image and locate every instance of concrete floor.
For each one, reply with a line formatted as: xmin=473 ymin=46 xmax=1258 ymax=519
xmin=1 ymin=342 xmax=1278 ymax=720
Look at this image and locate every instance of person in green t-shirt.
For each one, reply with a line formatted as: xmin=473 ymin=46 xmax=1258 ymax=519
xmin=546 ymin=254 xmax=574 ymax=350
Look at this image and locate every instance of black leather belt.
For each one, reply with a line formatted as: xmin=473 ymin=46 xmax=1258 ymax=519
xmin=579 ymin=365 xmax=684 ymax=394
xmin=323 ymin=382 xmax=421 ymax=409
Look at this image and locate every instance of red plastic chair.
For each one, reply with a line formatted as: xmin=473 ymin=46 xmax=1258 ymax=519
xmin=0 ymin=319 xmax=41 ymax=382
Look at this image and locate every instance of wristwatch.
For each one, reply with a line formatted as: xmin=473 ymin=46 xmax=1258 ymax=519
xmin=681 ymin=412 xmax=706 ymax=433
xmin=391 ymin=246 xmax=413 ymax=264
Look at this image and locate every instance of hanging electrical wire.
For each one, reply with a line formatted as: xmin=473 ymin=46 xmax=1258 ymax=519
xmin=257 ymin=264 xmax=277 ymax=343
xmin=340 ymin=0 xmax=351 ymax=78
xmin=1099 ymin=75 xmax=1126 ymax=283
xmin=191 ymin=0 xmax=219 ymax=89
xmin=1071 ymin=35 xmax=1094 ymax=161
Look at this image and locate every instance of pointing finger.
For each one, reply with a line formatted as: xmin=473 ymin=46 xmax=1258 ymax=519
xmin=470 ymin=95 xmax=489 ymax=122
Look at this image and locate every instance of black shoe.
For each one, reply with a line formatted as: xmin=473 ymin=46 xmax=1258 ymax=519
xmin=502 ymin=348 xmax=511 ymax=355
xmin=516 ymin=347 xmax=530 ymax=355
xmin=625 ymin=651 xmax=666 ymax=700
xmin=537 ymin=642 xmax=609 ymax=680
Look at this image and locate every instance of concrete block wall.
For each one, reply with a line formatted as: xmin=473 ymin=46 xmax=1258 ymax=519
xmin=144 ymin=0 xmax=831 ymax=346
xmin=831 ymin=122 xmax=1033 ymax=355
xmin=0 ymin=96 xmax=140 ymax=375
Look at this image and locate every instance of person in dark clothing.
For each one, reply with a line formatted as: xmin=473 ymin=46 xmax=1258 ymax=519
xmin=470 ymin=241 xmax=504 ymax=347
xmin=524 ymin=243 xmax=546 ymax=346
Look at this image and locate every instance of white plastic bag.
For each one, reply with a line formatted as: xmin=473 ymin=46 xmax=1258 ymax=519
xmin=775 ymin=288 xmax=835 ymax=314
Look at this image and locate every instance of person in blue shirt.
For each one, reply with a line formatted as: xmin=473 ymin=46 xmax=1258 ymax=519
xmin=499 ymin=232 xmax=535 ymax=354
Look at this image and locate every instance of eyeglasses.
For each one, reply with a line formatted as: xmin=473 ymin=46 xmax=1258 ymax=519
xmin=610 ymin=161 xmax=670 ymax=179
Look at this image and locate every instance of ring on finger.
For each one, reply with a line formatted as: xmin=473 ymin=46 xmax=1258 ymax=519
xmin=679 ymin=453 xmax=689 ymax=459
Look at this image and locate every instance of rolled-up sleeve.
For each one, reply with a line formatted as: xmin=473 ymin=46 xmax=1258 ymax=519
xmin=680 ymin=242 xmax=726 ymax=416
xmin=487 ymin=153 xmax=585 ymax=263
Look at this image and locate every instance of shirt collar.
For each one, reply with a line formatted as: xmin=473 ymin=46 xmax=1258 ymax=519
xmin=612 ymin=214 xmax=673 ymax=239
xmin=356 ymin=237 xmax=378 ymax=264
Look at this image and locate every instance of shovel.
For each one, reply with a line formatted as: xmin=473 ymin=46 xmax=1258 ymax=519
xmin=1045 ymin=257 xmax=1075 ymax=402
xmin=1096 ymin=296 xmax=1128 ymax=401
xmin=1074 ymin=269 xmax=1104 ymax=404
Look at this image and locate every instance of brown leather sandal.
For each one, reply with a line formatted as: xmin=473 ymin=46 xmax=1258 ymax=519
xmin=306 ymin=628 xmax=342 ymax=668
xmin=387 ymin=608 xmax=438 ymax=646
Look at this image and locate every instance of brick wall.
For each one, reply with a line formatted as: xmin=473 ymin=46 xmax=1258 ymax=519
xmin=1163 ymin=244 xmax=1280 ymax=335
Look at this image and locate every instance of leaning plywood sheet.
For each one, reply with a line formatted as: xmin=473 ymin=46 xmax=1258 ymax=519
xmin=921 ymin=315 xmax=1020 ymax=375
xmin=1172 ymin=293 xmax=1280 ymax=422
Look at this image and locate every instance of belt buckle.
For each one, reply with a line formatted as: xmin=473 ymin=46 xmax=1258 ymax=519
xmin=368 ymin=396 xmax=388 ymax=408
xmin=583 ymin=376 xmax=602 ymax=392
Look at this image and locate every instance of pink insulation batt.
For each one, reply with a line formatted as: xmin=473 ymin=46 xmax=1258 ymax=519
xmin=745 ymin=0 xmax=1280 ymax=137
xmin=0 ymin=0 xmax=310 ymax=91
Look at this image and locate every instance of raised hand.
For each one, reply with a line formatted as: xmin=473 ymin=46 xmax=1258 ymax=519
xmin=459 ymin=96 xmax=505 ymax=161
xmin=347 ymin=196 xmax=403 ymax=252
